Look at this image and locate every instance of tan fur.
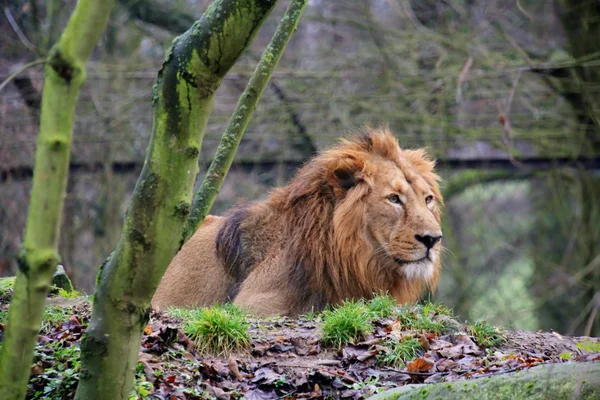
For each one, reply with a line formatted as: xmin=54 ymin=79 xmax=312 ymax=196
xmin=152 ymin=127 xmax=443 ymax=316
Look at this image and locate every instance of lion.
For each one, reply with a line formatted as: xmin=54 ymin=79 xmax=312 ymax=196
xmin=152 ymin=127 xmax=443 ymax=316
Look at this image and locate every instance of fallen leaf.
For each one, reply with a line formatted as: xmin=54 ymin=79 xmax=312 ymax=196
xmin=253 ymin=344 xmax=269 ymax=356
xmin=407 ymin=357 xmax=434 ymax=373
xmin=311 ymin=383 xmax=322 ymax=398
xmin=419 ymin=333 xmax=431 ymax=351
xmin=436 ymin=358 xmax=458 ymax=372
xmin=176 ymin=329 xmax=195 ymax=352
xmin=228 ymin=357 xmax=244 ymax=381
xmin=386 ymin=373 xmax=411 ymax=383
xmin=30 ymin=364 xmax=43 ymax=376
xmin=144 ymin=325 xmax=153 ymax=335
xmin=245 ymin=389 xmax=278 ymax=400
xmin=251 ymin=367 xmax=283 ymax=386
xmin=456 ymin=335 xmax=481 ymax=355
xmin=424 ymin=373 xmax=445 ymax=384
xmin=270 ymin=343 xmax=295 ymax=352
xmin=357 ymin=349 xmax=378 ymax=362
xmin=204 ymin=383 xmax=230 ymax=400
xmin=142 ymin=361 xmax=155 ymax=383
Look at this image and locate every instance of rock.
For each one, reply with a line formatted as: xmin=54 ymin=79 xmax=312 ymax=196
xmin=434 ymin=314 xmax=464 ymax=334
xmin=51 ymin=264 xmax=74 ymax=293
xmin=367 ymin=362 xmax=600 ymax=400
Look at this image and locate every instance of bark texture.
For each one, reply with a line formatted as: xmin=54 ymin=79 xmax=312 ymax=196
xmin=368 ymin=362 xmax=600 ymax=400
xmin=184 ymin=0 xmax=308 ymax=240
xmin=0 ymin=1 xmax=115 ymax=399
xmin=75 ymin=1 xmax=277 ymax=399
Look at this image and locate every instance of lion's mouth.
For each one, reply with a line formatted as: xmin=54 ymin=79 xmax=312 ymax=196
xmin=394 ymin=256 xmax=430 ymax=266
xmin=394 ymin=252 xmax=433 ymax=265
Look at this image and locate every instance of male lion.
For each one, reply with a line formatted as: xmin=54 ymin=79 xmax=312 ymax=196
xmin=152 ymin=127 xmax=443 ymax=316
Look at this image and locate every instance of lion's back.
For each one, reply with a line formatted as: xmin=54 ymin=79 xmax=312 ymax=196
xmin=152 ymin=215 xmax=232 ymax=310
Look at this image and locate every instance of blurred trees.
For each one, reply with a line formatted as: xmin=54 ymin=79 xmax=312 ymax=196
xmin=528 ymin=0 xmax=600 ymax=336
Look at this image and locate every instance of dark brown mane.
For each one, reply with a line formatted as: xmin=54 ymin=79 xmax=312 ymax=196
xmin=215 ymin=127 xmax=441 ymax=313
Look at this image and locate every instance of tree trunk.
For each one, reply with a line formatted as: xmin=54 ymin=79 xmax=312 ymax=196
xmin=368 ymin=362 xmax=600 ymax=400
xmin=0 ymin=1 xmax=115 ymax=399
xmin=184 ymin=0 xmax=309 ymax=240
xmin=75 ymin=1 xmax=277 ymax=399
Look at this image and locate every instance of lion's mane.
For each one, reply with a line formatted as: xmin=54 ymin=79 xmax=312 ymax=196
xmin=213 ymin=128 xmax=443 ymax=313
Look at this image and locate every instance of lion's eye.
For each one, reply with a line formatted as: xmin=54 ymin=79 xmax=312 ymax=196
xmin=387 ymin=194 xmax=403 ymax=205
xmin=425 ymin=195 xmax=434 ymax=205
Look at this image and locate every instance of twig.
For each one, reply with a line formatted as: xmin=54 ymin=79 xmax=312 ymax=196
xmin=0 ymin=59 xmax=46 ymax=94
xmin=456 ymin=57 xmax=473 ymax=103
xmin=584 ymin=292 xmax=600 ymax=337
xmin=516 ymin=0 xmax=533 ymax=21
xmin=4 ymin=7 xmax=37 ymax=52
xmin=316 ymin=360 xmax=342 ymax=366
xmin=382 ymin=367 xmax=450 ymax=377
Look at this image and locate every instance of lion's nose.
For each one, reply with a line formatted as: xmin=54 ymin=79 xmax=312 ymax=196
xmin=415 ymin=234 xmax=442 ymax=249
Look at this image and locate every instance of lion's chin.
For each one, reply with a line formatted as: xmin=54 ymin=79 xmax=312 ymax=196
xmin=395 ymin=257 xmax=435 ymax=282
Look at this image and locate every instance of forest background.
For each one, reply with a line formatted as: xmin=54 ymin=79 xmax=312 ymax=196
xmin=1 ymin=0 xmax=599 ymax=336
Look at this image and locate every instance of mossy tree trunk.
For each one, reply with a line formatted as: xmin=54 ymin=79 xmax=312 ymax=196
xmin=0 ymin=1 xmax=115 ymax=399
xmin=184 ymin=0 xmax=309 ymax=240
xmin=369 ymin=362 xmax=600 ymax=400
xmin=74 ymin=1 xmax=278 ymax=399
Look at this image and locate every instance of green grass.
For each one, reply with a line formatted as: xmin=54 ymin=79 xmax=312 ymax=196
xmin=129 ymin=363 xmax=153 ymax=400
xmin=41 ymin=306 xmax=72 ymax=332
xmin=577 ymin=340 xmax=600 ymax=353
xmin=0 ymin=277 xmax=15 ymax=301
xmin=559 ymin=351 xmax=573 ymax=361
xmin=321 ymin=300 xmax=373 ymax=348
xmin=301 ymin=307 xmax=319 ymax=321
xmin=29 ymin=339 xmax=81 ymax=399
xmin=183 ymin=304 xmax=250 ymax=355
xmin=378 ymin=338 xmax=423 ymax=367
xmin=0 ymin=304 xmax=72 ymax=332
xmin=470 ymin=320 xmax=504 ymax=347
xmin=57 ymin=288 xmax=82 ymax=298
xmin=166 ymin=306 xmax=204 ymax=321
xmin=422 ymin=301 xmax=454 ymax=317
xmin=396 ymin=305 xmax=445 ymax=333
xmin=367 ymin=292 xmax=397 ymax=319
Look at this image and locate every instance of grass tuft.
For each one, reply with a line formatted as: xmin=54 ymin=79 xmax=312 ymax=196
xmin=183 ymin=304 xmax=250 ymax=355
xmin=41 ymin=306 xmax=72 ymax=332
xmin=166 ymin=306 xmax=203 ymax=321
xmin=0 ymin=277 xmax=15 ymax=301
xmin=57 ymin=288 xmax=82 ymax=298
xmin=378 ymin=338 xmax=423 ymax=367
xmin=367 ymin=292 xmax=397 ymax=319
xmin=470 ymin=320 xmax=504 ymax=347
xmin=576 ymin=340 xmax=600 ymax=353
xmin=396 ymin=306 xmax=445 ymax=333
xmin=422 ymin=301 xmax=454 ymax=317
xmin=321 ymin=300 xmax=373 ymax=348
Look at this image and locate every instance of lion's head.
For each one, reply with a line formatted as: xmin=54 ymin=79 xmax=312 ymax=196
xmin=275 ymin=127 xmax=443 ymax=308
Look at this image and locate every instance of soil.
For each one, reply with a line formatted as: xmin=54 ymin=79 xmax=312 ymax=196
xmin=0 ymin=296 xmax=598 ymax=400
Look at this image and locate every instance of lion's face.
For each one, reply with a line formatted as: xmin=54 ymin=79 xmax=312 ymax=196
xmin=362 ymin=157 xmax=442 ymax=282
xmin=325 ymin=136 xmax=443 ymax=285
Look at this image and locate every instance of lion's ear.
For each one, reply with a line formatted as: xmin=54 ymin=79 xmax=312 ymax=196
xmin=326 ymin=156 xmax=365 ymax=193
